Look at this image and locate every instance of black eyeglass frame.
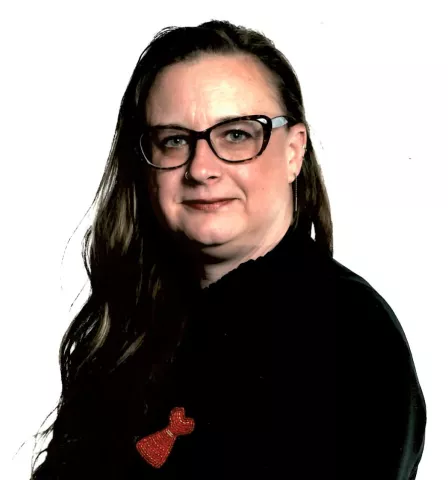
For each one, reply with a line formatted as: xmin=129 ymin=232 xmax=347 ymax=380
xmin=138 ymin=114 xmax=295 ymax=170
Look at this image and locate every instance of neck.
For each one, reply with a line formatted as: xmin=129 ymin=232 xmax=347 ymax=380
xmin=191 ymin=210 xmax=294 ymax=289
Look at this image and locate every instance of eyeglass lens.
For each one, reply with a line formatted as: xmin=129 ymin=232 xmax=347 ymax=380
xmin=141 ymin=119 xmax=265 ymax=167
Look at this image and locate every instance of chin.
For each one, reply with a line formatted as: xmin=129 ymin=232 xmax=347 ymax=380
xmin=187 ymin=229 xmax=235 ymax=247
xmin=180 ymin=221 xmax=243 ymax=250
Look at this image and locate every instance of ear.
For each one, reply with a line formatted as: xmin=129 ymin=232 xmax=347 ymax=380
xmin=286 ymin=123 xmax=307 ymax=183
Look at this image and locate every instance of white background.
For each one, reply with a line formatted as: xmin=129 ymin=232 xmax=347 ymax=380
xmin=1 ymin=1 xmax=446 ymax=478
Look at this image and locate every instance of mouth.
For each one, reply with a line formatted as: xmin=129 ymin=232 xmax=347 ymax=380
xmin=183 ymin=198 xmax=234 ymax=204
xmin=183 ymin=199 xmax=235 ymax=211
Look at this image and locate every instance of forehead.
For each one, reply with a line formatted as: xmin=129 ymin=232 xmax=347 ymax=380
xmin=145 ymin=54 xmax=281 ymax=127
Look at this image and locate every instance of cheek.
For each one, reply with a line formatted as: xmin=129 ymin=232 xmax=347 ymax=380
xmin=148 ymin=173 xmax=178 ymax=218
xmin=247 ymin=152 xmax=287 ymax=200
xmin=147 ymin=173 xmax=161 ymax=211
xmin=237 ymin=165 xmax=275 ymax=213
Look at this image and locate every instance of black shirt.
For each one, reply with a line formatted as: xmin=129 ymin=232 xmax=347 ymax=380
xmin=38 ymin=225 xmax=425 ymax=479
xmin=125 ymin=225 xmax=426 ymax=479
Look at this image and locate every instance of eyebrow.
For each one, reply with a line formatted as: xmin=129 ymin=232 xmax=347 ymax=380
xmin=152 ymin=114 xmax=251 ymax=129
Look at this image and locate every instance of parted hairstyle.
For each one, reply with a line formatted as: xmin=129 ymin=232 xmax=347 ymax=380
xmin=30 ymin=19 xmax=333 ymax=478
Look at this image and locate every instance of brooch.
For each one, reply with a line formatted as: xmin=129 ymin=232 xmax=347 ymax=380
xmin=136 ymin=407 xmax=195 ymax=468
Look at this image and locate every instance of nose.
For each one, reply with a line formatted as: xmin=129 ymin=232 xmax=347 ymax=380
xmin=185 ymin=137 xmax=222 ymax=182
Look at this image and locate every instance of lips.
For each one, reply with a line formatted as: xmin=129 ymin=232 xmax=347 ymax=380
xmin=183 ymin=199 xmax=234 ymax=211
xmin=183 ymin=198 xmax=233 ymax=204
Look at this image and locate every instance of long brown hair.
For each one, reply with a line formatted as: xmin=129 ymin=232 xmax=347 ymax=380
xmin=30 ymin=19 xmax=333 ymax=478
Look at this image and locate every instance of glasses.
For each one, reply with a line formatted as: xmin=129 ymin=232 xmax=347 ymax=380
xmin=138 ymin=114 xmax=293 ymax=169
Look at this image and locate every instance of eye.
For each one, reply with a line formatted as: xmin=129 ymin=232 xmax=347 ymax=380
xmin=162 ymin=136 xmax=189 ymax=148
xmin=224 ymin=129 xmax=252 ymax=143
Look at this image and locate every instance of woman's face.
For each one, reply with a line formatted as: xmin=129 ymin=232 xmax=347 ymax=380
xmin=145 ymin=54 xmax=306 ymax=259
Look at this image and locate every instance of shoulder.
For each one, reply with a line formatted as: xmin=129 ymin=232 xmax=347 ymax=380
xmin=307 ymin=247 xmax=426 ymax=407
xmin=330 ymin=258 xmax=412 ymax=353
xmin=325 ymin=260 xmax=427 ymax=478
xmin=319 ymin=254 xmax=417 ymax=372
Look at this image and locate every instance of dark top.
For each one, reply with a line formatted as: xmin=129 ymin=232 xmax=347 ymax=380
xmin=49 ymin=225 xmax=427 ymax=479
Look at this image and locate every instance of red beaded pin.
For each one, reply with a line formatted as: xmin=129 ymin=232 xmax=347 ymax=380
xmin=136 ymin=407 xmax=195 ymax=468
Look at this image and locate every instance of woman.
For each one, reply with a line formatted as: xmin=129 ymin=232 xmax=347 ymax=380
xmin=31 ymin=20 xmax=426 ymax=479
